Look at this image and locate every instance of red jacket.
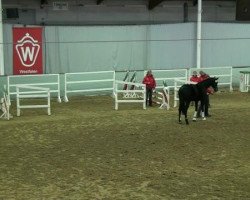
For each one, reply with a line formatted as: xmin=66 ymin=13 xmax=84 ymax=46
xmin=199 ymin=74 xmax=213 ymax=94
xmin=199 ymin=74 xmax=209 ymax=82
xmin=190 ymin=75 xmax=200 ymax=83
xmin=143 ymin=74 xmax=156 ymax=89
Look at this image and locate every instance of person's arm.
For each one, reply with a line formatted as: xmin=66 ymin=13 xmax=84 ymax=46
xmin=153 ymin=77 xmax=156 ymax=89
xmin=143 ymin=76 xmax=149 ymax=85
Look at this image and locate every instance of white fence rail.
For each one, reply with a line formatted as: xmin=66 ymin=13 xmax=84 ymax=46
xmin=150 ymin=69 xmax=188 ymax=90
xmin=114 ymin=80 xmax=146 ymax=110
xmin=7 ymin=74 xmax=61 ymax=104
xmin=64 ymin=71 xmax=115 ymax=102
xmin=189 ymin=66 xmax=233 ymax=91
xmin=16 ymin=85 xmax=51 ymax=116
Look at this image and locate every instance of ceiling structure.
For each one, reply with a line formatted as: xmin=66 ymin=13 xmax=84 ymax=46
xmin=93 ymin=0 xmax=236 ymax=10
xmin=37 ymin=0 xmax=237 ymax=10
xmin=2 ymin=0 xmax=240 ymax=25
xmin=2 ymin=0 xmax=237 ymax=10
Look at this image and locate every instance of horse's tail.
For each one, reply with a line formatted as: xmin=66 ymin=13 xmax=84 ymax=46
xmin=178 ymin=88 xmax=185 ymax=115
xmin=179 ymin=97 xmax=186 ymax=115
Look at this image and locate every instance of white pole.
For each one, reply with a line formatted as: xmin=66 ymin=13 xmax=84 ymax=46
xmin=196 ymin=0 xmax=202 ymax=69
xmin=0 ymin=0 xmax=4 ymax=75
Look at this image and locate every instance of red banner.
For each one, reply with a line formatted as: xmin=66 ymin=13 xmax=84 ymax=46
xmin=13 ymin=27 xmax=43 ymax=75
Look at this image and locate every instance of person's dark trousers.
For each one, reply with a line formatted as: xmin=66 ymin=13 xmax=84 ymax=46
xmin=146 ymin=88 xmax=153 ymax=106
xmin=204 ymin=94 xmax=209 ymax=116
xmin=198 ymin=94 xmax=210 ymax=116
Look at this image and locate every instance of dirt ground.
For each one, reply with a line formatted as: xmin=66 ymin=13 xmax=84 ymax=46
xmin=0 ymin=92 xmax=249 ymax=199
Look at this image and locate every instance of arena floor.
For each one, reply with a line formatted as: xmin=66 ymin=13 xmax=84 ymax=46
xmin=0 ymin=92 xmax=249 ymax=199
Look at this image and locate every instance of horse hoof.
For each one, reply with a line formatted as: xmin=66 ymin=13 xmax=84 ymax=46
xmin=192 ymin=118 xmax=197 ymax=122
xmin=202 ymin=117 xmax=206 ymax=121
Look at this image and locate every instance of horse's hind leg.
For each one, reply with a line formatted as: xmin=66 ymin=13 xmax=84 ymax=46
xmin=178 ymin=105 xmax=182 ymax=124
xmin=184 ymin=101 xmax=190 ymax=125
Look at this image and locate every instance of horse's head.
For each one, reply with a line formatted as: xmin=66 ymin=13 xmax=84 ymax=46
xmin=210 ymin=77 xmax=219 ymax=92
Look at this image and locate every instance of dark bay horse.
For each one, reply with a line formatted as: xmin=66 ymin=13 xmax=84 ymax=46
xmin=178 ymin=77 xmax=219 ymax=125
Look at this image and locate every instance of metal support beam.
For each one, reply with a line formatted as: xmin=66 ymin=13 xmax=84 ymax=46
xmin=97 ymin=0 xmax=104 ymax=5
xmin=196 ymin=0 xmax=202 ymax=69
xmin=0 ymin=0 xmax=4 ymax=75
xmin=148 ymin=0 xmax=164 ymax=10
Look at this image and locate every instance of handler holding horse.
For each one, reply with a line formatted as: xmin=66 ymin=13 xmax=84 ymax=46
xmin=178 ymin=77 xmax=219 ymax=125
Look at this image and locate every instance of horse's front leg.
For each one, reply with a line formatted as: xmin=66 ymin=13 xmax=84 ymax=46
xmin=192 ymin=101 xmax=198 ymax=121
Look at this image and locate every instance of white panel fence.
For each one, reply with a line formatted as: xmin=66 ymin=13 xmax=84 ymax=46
xmin=64 ymin=71 xmax=115 ymax=102
xmin=189 ymin=66 xmax=233 ymax=91
xmin=16 ymin=85 xmax=51 ymax=116
xmin=0 ymin=66 xmax=234 ymax=117
xmin=151 ymin=69 xmax=188 ymax=90
xmin=7 ymin=74 xmax=61 ymax=104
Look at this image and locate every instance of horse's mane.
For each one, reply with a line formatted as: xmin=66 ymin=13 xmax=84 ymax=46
xmin=196 ymin=77 xmax=218 ymax=88
xmin=197 ymin=77 xmax=216 ymax=87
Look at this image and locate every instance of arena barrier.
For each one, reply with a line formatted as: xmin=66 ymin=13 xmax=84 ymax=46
xmin=7 ymin=74 xmax=61 ymax=104
xmin=150 ymin=69 xmax=188 ymax=91
xmin=16 ymin=85 xmax=51 ymax=117
xmin=113 ymin=80 xmax=146 ymax=110
xmin=239 ymin=71 xmax=250 ymax=92
xmin=174 ymin=78 xmax=197 ymax=107
xmin=64 ymin=71 xmax=115 ymax=102
xmin=153 ymin=87 xmax=170 ymax=110
xmin=0 ymin=88 xmax=11 ymax=120
xmin=189 ymin=66 xmax=233 ymax=91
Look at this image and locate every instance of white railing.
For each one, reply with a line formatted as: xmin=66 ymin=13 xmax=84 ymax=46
xmin=150 ymin=69 xmax=188 ymax=90
xmin=7 ymin=74 xmax=61 ymax=104
xmin=174 ymin=78 xmax=197 ymax=107
xmin=114 ymin=80 xmax=146 ymax=110
xmin=189 ymin=66 xmax=233 ymax=91
xmin=16 ymin=85 xmax=51 ymax=116
xmin=64 ymin=71 xmax=115 ymax=102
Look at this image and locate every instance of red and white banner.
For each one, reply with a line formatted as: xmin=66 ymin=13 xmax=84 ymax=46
xmin=13 ymin=27 xmax=43 ymax=75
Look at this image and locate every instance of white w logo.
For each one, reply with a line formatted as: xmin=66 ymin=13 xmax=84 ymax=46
xmin=20 ymin=46 xmax=35 ymax=62
xmin=16 ymin=33 xmax=40 ymax=67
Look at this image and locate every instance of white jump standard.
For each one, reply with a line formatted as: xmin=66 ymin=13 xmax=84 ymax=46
xmin=153 ymin=87 xmax=170 ymax=110
xmin=113 ymin=80 xmax=146 ymax=110
xmin=0 ymin=92 xmax=11 ymax=120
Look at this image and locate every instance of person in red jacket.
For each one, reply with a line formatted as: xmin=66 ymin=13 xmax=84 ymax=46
xmin=189 ymin=71 xmax=200 ymax=105
xmin=190 ymin=71 xmax=200 ymax=83
xmin=198 ymin=70 xmax=212 ymax=117
xmin=142 ymin=70 xmax=156 ymax=107
xmin=199 ymin=70 xmax=210 ymax=82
